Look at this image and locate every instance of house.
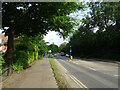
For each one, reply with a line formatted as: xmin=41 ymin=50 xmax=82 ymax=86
xmin=0 ymin=34 xmax=8 ymax=53
xmin=0 ymin=34 xmax=20 ymax=54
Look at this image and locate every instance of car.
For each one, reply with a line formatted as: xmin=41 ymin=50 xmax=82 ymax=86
xmin=60 ymin=52 xmax=64 ymax=56
xmin=66 ymin=54 xmax=69 ymax=57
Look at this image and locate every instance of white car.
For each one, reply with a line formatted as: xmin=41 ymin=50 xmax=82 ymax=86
xmin=66 ymin=54 xmax=69 ymax=57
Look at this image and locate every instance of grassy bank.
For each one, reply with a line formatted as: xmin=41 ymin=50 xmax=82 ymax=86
xmin=49 ymin=58 xmax=70 ymax=89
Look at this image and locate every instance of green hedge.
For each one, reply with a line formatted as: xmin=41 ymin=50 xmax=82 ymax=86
xmin=0 ymin=56 xmax=5 ymax=74
xmin=13 ymin=39 xmax=39 ymax=71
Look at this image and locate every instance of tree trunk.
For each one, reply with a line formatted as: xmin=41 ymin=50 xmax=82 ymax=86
xmin=116 ymin=20 xmax=120 ymax=29
xmin=6 ymin=29 xmax=14 ymax=76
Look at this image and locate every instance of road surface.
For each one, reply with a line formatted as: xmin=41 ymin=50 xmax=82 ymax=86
xmin=54 ymin=55 xmax=119 ymax=89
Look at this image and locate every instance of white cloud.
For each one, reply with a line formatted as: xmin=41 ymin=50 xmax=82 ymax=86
xmin=44 ymin=31 xmax=68 ymax=47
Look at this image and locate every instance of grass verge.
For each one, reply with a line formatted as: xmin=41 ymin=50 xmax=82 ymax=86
xmin=49 ymin=58 xmax=70 ymax=89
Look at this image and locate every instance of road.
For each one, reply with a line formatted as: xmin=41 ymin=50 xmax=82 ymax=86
xmin=54 ymin=55 xmax=119 ymax=89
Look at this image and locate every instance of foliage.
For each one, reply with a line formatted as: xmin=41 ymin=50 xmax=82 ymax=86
xmin=48 ymin=44 xmax=59 ymax=54
xmin=0 ymin=56 xmax=5 ymax=74
xmin=13 ymin=37 xmax=36 ymax=71
xmin=59 ymin=42 xmax=71 ymax=54
xmin=13 ymin=51 xmax=29 ymax=71
xmin=69 ymin=2 xmax=120 ymax=60
xmin=0 ymin=56 xmax=4 ymax=65
xmin=12 ymin=35 xmax=48 ymax=71
xmin=12 ymin=63 xmax=23 ymax=71
xmin=15 ymin=39 xmax=35 ymax=52
xmin=34 ymin=44 xmax=39 ymax=60
xmin=31 ymin=35 xmax=48 ymax=57
xmin=2 ymin=2 xmax=82 ymax=37
xmin=59 ymin=42 xmax=67 ymax=52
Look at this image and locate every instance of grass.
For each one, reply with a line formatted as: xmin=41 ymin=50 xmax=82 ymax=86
xmin=49 ymin=58 xmax=70 ymax=89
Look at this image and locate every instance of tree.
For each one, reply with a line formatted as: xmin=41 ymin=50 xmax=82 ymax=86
xmin=31 ymin=35 xmax=48 ymax=57
xmin=70 ymin=26 xmax=95 ymax=57
xmin=59 ymin=42 xmax=67 ymax=52
xmin=87 ymin=2 xmax=120 ymax=31
xmin=86 ymin=2 xmax=120 ymax=59
xmin=48 ymin=43 xmax=59 ymax=54
xmin=69 ymin=2 xmax=120 ymax=60
xmin=2 ymin=2 xmax=82 ymax=75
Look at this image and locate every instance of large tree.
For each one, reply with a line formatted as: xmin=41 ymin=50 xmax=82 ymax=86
xmin=83 ymin=2 xmax=120 ymax=31
xmin=69 ymin=2 xmax=120 ymax=60
xmin=2 ymin=2 xmax=82 ymax=75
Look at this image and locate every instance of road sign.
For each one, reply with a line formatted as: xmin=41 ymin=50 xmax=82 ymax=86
xmin=70 ymin=49 xmax=72 ymax=52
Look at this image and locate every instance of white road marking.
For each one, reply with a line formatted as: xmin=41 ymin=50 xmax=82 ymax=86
xmin=75 ymin=63 xmax=78 ymax=64
xmin=113 ymin=75 xmax=119 ymax=77
xmin=89 ymin=67 xmax=96 ymax=71
xmin=103 ymin=73 xmax=119 ymax=77
xmin=103 ymin=72 xmax=110 ymax=74
xmin=73 ymin=62 xmax=76 ymax=64
xmin=70 ymin=61 xmax=79 ymax=65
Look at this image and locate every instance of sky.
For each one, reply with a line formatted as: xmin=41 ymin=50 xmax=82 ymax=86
xmin=43 ymin=31 xmax=69 ymax=47
xmin=43 ymin=6 xmax=90 ymax=46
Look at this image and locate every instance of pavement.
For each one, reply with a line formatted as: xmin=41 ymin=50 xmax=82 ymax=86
xmin=1 ymin=58 xmax=58 ymax=88
xmin=54 ymin=55 xmax=119 ymax=89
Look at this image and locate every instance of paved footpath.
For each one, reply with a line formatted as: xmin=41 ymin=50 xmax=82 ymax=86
xmin=2 ymin=58 xmax=58 ymax=88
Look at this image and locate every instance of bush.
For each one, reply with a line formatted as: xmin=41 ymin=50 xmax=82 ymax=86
xmin=13 ymin=38 xmax=37 ymax=71
xmin=12 ymin=63 xmax=23 ymax=71
xmin=12 ymin=36 xmax=46 ymax=71
xmin=15 ymin=41 xmax=35 ymax=52
xmin=13 ymin=51 xmax=28 ymax=71
xmin=28 ymin=51 xmax=34 ymax=64
xmin=34 ymin=45 xmax=39 ymax=60
xmin=0 ymin=56 xmax=5 ymax=74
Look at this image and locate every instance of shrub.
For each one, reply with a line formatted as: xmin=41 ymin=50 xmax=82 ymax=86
xmin=34 ymin=44 xmax=39 ymax=60
xmin=27 ymin=51 xmax=34 ymax=64
xmin=12 ymin=36 xmax=45 ymax=71
xmin=0 ymin=56 xmax=5 ymax=74
xmin=12 ymin=63 xmax=23 ymax=71
xmin=13 ymin=39 xmax=36 ymax=71
xmin=15 ymin=41 xmax=35 ymax=52
xmin=13 ymin=51 xmax=28 ymax=70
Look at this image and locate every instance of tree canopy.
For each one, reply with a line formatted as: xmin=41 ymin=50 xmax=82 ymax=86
xmin=2 ymin=2 xmax=82 ymax=37
xmin=68 ymin=2 xmax=120 ymax=60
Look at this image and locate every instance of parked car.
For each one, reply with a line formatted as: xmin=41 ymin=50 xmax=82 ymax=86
xmin=60 ymin=52 xmax=64 ymax=56
xmin=66 ymin=54 xmax=69 ymax=57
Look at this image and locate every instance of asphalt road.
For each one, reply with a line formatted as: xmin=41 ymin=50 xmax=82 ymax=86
xmin=54 ymin=55 xmax=119 ymax=89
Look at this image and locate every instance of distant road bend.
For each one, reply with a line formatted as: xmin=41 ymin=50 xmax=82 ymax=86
xmin=54 ymin=55 xmax=119 ymax=89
